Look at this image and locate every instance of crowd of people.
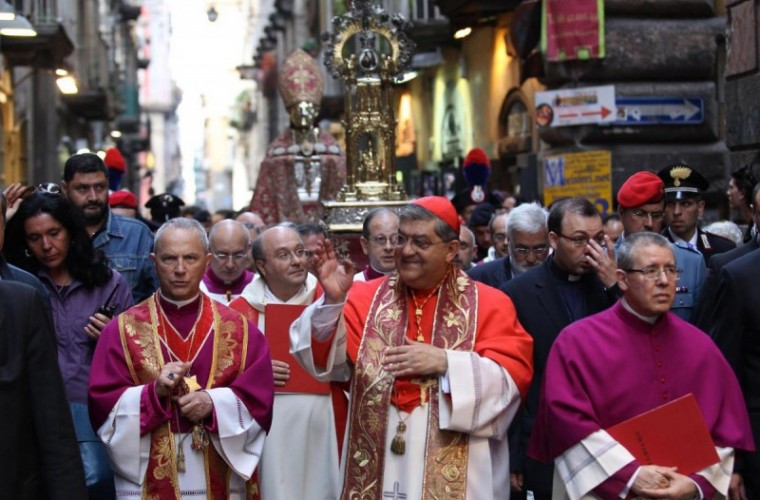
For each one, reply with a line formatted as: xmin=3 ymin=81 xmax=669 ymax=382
xmin=1 ymin=147 xmax=759 ymax=500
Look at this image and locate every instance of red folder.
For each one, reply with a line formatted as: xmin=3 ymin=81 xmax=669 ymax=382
xmin=265 ymin=303 xmax=331 ymax=395
xmin=606 ymin=393 xmax=719 ymax=475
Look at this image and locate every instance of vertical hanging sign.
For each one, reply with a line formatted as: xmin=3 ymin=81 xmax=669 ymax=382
xmin=541 ymin=0 xmax=605 ymax=62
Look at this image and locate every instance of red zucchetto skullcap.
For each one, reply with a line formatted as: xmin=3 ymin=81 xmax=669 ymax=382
xmin=104 ymin=147 xmax=126 ymax=171
xmin=109 ymin=190 xmax=137 ymax=209
xmin=412 ymin=196 xmax=460 ymax=233
xmin=617 ymin=171 xmax=665 ymax=208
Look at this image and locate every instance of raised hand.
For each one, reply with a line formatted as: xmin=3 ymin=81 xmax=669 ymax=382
xmin=3 ymin=183 xmax=33 ymax=222
xmin=586 ymin=234 xmax=618 ymax=288
xmin=313 ymin=239 xmax=356 ymax=304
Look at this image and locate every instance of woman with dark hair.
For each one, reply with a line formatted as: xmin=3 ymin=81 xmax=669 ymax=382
xmin=5 ymin=191 xmax=133 ymax=499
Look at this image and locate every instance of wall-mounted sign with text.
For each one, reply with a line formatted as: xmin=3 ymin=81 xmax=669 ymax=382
xmin=543 ymin=150 xmax=613 ymax=217
xmin=535 ymin=85 xmax=616 ymax=128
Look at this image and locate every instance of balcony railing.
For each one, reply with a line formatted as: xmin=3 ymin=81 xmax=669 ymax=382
xmin=381 ymin=0 xmax=446 ymax=23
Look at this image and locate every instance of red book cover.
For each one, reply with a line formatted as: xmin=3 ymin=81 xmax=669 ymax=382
xmin=265 ymin=303 xmax=331 ymax=395
xmin=606 ymin=393 xmax=719 ymax=475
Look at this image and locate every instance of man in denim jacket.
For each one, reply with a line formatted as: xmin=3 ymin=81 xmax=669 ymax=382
xmin=62 ymin=152 xmax=159 ymax=303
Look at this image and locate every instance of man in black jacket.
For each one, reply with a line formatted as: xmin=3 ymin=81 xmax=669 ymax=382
xmin=501 ymin=197 xmax=618 ymax=500
xmin=694 ymin=182 xmax=760 ymax=332
xmin=710 ymin=242 xmax=760 ymax=497
xmin=468 ymin=202 xmax=549 ymax=289
xmin=0 ymin=280 xmax=87 ymax=499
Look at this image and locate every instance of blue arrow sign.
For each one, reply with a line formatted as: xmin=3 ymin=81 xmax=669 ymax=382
xmin=612 ymin=97 xmax=704 ymax=125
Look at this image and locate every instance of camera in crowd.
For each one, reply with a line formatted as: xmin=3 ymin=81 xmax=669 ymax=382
xmin=96 ymin=304 xmax=117 ymax=319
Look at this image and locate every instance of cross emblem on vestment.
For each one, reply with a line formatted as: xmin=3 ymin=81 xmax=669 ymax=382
xmin=383 ymin=481 xmax=407 ymax=499
xmin=290 ymin=63 xmax=315 ymax=94
xmin=410 ymin=376 xmax=438 ymax=405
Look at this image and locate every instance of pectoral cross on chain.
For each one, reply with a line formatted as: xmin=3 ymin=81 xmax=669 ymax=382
xmin=383 ymin=481 xmax=407 ymax=500
xmin=411 ymin=377 xmax=438 ymax=405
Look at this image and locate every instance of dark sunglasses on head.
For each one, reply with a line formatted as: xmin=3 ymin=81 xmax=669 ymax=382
xmin=36 ymin=183 xmax=61 ymax=194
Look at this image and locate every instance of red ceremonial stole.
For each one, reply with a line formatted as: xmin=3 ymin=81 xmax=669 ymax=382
xmin=342 ymin=268 xmax=478 ymax=499
xmin=118 ymin=293 xmax=261 ymax=500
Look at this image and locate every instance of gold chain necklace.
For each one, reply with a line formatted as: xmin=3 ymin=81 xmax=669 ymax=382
xmin=155 ymin=298 xmax=210 ymax=472
xmin=409 ymin=279 xmax=444 ymax=342
xmin=391 ymin=274 xmax=448 ymax=455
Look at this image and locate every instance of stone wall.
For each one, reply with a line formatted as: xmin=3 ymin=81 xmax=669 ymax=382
xmin=538 ymin=1 xmax=730 ymax=211
xmin=725 ymin=0 xmax=760 ymax=170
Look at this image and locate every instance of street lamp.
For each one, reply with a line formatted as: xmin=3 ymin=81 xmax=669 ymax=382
xmin=207 ymin=5 xmax=218 ymax=23
xmin=0 ymin=12 xmax=37 ymax=37
xmin=0 ymin=1 xmax=16 ymax=21
xmin=453 ymin=27 xmax=472 ymax=40
xmin=56 ymin=75 xmax=78 ymax=94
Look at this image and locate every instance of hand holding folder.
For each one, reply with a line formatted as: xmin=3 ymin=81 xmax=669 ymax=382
xmin=265 ymin=303 xmax=331 ymax=395
xmin=606 ymin=393 xmax=719 ymax=476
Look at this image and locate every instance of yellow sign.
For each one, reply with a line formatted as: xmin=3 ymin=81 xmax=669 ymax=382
xmin=542 ymin=150 xmax=613 ymax=217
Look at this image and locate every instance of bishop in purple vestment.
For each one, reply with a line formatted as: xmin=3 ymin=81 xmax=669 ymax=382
xmin=530 ymin=233 xmax=753 ymax=499
xmin=88 ymin=218 xmax=274 ymax=499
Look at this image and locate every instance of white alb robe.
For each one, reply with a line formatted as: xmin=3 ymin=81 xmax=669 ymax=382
xmin=291 ymin=297 xmax=522 ymax=499
xmin=238 ymin=275 xmax=342 ymax=500
xmin=98 ymin=386 xmax=265 ymax=499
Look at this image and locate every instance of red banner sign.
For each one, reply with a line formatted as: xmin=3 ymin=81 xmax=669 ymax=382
xmin=541 ymin=0 xmax=605 ymax=61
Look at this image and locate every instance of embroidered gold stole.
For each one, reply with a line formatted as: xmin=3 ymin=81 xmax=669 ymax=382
xmin=118 ymin=293 xmax=260 ymax=500
xmin=341 ymin=269 xmax=478 ymax=499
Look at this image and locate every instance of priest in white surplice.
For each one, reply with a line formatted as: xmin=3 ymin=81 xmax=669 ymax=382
xmin=230 ymin=226 xmax=347 ymax=500
xmin=88 ymin=218 xmax=275 ymax=499
xmin=291 ymin=196 xmax=534 ymax=499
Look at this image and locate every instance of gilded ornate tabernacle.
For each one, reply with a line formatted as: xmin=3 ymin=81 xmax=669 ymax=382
xmin=321 ymin=0 xmax=414 ymax=231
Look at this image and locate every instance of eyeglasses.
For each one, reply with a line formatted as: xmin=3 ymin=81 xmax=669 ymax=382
xmin=624 ymin=265 xmax=682 ymax=280
xmin=628 ymin=209 xmax=664 ymax=221
xmin=512 ymin=245 xmax=549 ymax=257
xmin=212 ymin=252 xmax=248 ymax=262
xmin=557 ymin=233 xmax=606 ymax=247
xmin=272 ymin=248 xmax=312 ymax=262
xmin=394 ymin=234 xmax=452 ymax=251
xmin=369 ymin=235 xmax=399 ymax=247
xmin=492 ymin=232 xmax=507 ymax=243
xmin=37 ymin=183 xmax=61 ymax=194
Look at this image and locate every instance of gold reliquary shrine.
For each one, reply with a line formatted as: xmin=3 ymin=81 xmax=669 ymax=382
xmin=321 ymin=0 xmax=415 ymax=231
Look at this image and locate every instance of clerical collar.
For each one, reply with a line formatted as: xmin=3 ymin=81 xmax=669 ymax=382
xmin=548 ymin=256 xmax=582 ymax=282
xmin=207 ymin=267 xmax=248 ymax=287
xmin=264 ymin=283 xmax=306 ymax=303
xmin=621 ymin=298 xmax=658 ymax=324
xmin=159 ymin=290 xmax=201 ymax=309
xmin=364 ymin=264 xmax=387 ymax=281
